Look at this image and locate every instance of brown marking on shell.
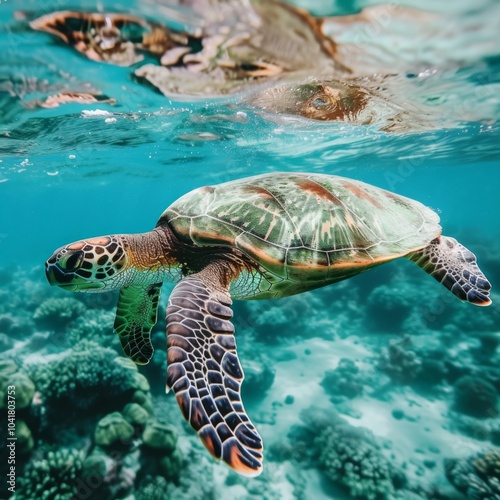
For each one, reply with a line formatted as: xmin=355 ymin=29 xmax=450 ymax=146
xmin=382 ymin=190 xmax=400 ymax=200
xmin=241 ymin=185 xmax=274 ymax=199
xmin=200 ymin=186 xmax=216 ymax=194
xmin=279 ymin=2 xmax=338 ymax=60
xmin=295 ymin=178 xmax=343 ymax=205
xmin=341 ymin=181 xmax=383 ymax=208
xmin=190 ymin=229 xmax=236 ymax=246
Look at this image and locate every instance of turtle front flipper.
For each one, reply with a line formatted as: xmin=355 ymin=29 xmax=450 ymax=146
xmin=166 ymin=265 xmax=263 ymax=477
xmin=408 ymin=236 xmax=492 ymax=306
xmin=114 ymin=283 xmax=162 ymax=365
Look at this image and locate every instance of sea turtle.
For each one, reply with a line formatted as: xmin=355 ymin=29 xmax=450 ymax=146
xmin=31 ymin=2 xmax=428 ymax=97
xmin=45 ymin=172 xmax=491 ymax=476
xmin=245 ymin=77 xmax=431 ymax=132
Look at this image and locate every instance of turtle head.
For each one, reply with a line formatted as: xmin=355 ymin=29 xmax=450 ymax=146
xmin=45 ymin=235 xmax=132 ymax=292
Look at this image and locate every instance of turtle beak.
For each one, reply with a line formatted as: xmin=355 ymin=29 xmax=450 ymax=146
xmin=45 ymin=248 xmax=83 ymax=287
xmin=45 ymin=259 xmax=75 ymax=287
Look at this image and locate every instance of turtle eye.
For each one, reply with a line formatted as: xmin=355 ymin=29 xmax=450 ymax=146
xmin=60 ymin=250 xmax=85 ymax=272
xmin=313 ymin=96 xmax=330 ymax=108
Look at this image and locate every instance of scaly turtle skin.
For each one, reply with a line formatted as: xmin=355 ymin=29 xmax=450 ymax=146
xmin=45 ymin=173 xmax=492 ymax=477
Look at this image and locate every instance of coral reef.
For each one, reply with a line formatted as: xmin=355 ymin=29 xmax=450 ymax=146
xmin=67 ymin=309 xmax=120 ymax=352
xmin=33 ymin=297 xmax=86 ymax=329
xmin=453 ymin=375 xmax=498 ymax=419
xmin=321 ymin=358 xmax=365 ymax=402
xmin=15 ymin=448 xmax=84 ymax=500
xmin=290 ymin=407 xmax=406 ymax=499
xmin=136 ymin=475 xmax=172 ymax=499
xmin=94 ymin=412 xmax=135 ymax=448
xmin=366 ymin=284 xmax=413 ymax=331
xmin=29 ymin=341 xmax=144 ymax=416
xmin=78 ymin=404 xmax=182 ymax=499
xmin=445 ymin=449 xmax=500 ymax=499
xmin=80 ymin=445 xmax=140 ymax=500
xmin=377 ymin=336 xmax=422 ymax=384
xmin=241 ymin=358 xmax=276 ymax=403
xmin=316 ymin=426 xmax=400 ymax=499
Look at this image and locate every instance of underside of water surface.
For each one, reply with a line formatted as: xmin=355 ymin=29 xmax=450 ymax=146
xmin=0 ymin=1 xmax=499 ymax=499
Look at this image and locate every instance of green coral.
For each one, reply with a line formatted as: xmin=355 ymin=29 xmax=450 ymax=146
xmin=366 ymin=284 xmax=413 ymax=331
xmin=241 ymin=358 xmax=275 ymax=403
xmin=123 ymin=402 xmax=150 ymax=427
xmin=15 ymin=448 xmax=84 ymax=500
xmin=30 ymin=342 xmax=141 ymax=415
xmin=16 ymin=420 xmax=34 ymax=454
xmin=140 ymin=420 xmax=183 ymax=482
xmin=67 ymin=309 xmax=120 ymax=351
xmin=292 ymin=407 xmax=403 ymax=500
xmin=158 ymin=448 xmax=183 ymax=482
xmin=377 ymin=336 xmax=422 ymax=384
xmin=316 ymin=426 xmax=396 ymax=499
xmin=321 ymin=358 xmax=365 ymax=402
xmin=473 ymin=449 xmax=500 ymax=482
xmin=142 ymin=420 xmax=178 ymax=452
xmin=453 ymin=375 xmax=498 ymax=418
xmin=0 ymin=361 xmax=35 ymax=410
xmin=94 ymin=412 xmax=135 ymax=448
xmin=33 ymin=297 xmax=86 ymax=329
xmin=445 ymin=449 xmax=500 ymax=499
xmin=136 ymin=475 xmax=172 ymax=499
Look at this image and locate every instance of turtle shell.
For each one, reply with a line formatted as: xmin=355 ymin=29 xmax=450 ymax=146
xmin=158 ymin=173 xmax=440 ymax=283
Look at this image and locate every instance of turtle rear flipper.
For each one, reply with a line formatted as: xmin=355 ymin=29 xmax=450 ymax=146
xmin=166 ymin=264 xmax=263 ymax=477
xmin=408 ymin=236 xmax=492 ymax=306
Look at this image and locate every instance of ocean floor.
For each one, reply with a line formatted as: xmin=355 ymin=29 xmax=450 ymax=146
xmin=1 ymin=245 xmax=499 ymax=499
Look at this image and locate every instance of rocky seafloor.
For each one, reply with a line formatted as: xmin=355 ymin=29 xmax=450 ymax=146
xmin=0 ymin=237 xmax=499 ymax=500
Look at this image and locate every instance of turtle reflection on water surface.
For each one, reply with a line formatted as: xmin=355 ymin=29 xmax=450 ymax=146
xmin=45 ymin=173 xmax=492 ymax=477
xmin=28 ymin=0 xmax=356 ymax=96
xmin=245 ymin=78 xmax=432 ymax=132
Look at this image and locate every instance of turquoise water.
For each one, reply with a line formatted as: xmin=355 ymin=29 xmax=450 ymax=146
xmin=1 ymin=1 xmax=500 ymax=499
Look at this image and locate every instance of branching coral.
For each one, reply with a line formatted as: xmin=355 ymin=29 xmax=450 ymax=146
xmin=453 ymin=375 xmax=498 ymax=418
xmin=445 ymin=449 xmax=500 ymax=499
xmin=292 ymin=407 xmax=404 ymax=499
xmin=136 ymin=475 xmax=173 ymax=499
xmin=316 ymin=426 xmax=397 ymax=499
xmin=15 ymin=448 xmax=84 ymax=500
